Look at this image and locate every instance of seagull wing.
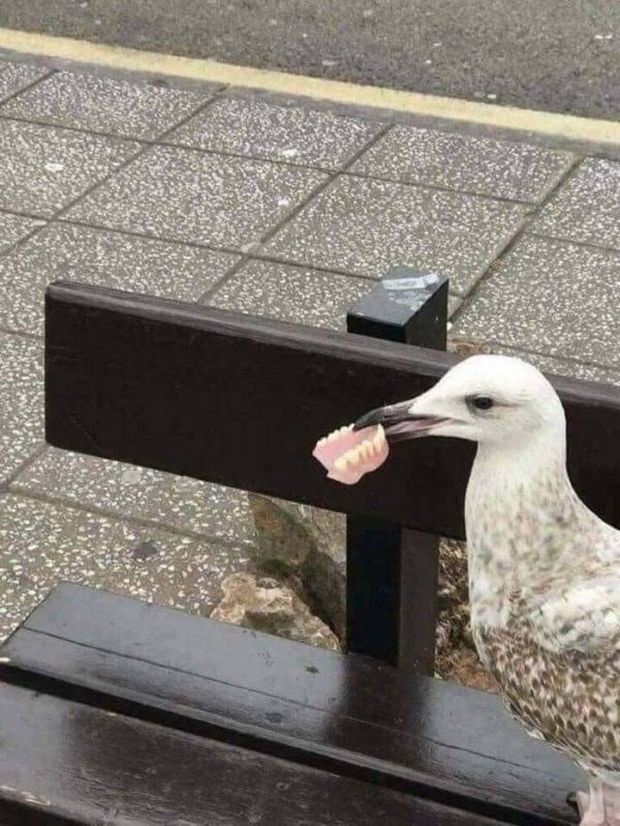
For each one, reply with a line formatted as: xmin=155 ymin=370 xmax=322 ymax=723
xmin=524 ymin=564 xmax=620 ymax=655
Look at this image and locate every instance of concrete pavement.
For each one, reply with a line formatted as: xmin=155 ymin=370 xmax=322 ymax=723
xmin=0 ymin=54 xmax=618 ymax=644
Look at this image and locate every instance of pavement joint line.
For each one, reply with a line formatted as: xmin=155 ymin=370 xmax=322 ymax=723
xmin=0 ymin=443 xmax=47 ymax=493
xmin=0 ymin=205 xmax=48 ymax=221
xmin=525 ymin=229 xmax=620 ymax=258
xmin=450 ymin=155 xmax=585 ymax=323
xmin=198 ymin=120 xmax=394 ymax=303
xmin=0 ymin=63 xmax=55 ymax=107
xmin=473 ymin=339 xmax=620 ymax=378
xmin=235 ymin=252 xmax=382 ymax=283
xmin=342 ymin=169 xmax=533 ymax=206
xmin=0 ymin=217 xmax=51 ymax=265
xmin=6 ymin=483 xmax=255 ymax=550
xmin=1 ymin=27 xmax=620 ymax=148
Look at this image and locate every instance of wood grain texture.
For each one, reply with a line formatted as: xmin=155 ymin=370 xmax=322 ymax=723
xmin=0 ymin=680 xmax=499 ymax=825
xmin=45 ymin=281 xmax=620 ymax=540
xmin=1 ymin=584 xmax=582 ymax=825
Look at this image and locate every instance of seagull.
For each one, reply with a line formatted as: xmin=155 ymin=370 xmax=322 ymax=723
xmin=313 ymin=354 xmax=619 ymax=825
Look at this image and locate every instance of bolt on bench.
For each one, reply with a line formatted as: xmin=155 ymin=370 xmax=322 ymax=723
xmin=1 ymin=280 xmax=619 ymax=825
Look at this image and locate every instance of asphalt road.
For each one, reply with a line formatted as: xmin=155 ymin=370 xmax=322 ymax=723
xmin=0 ymin=0 xmax=618 ymax=119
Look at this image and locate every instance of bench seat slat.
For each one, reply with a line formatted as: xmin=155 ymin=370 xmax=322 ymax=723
xmin=1 ymin=584 xmax=581 ymax=825
xmin=1 ymin=679 xmax=491 ymax=826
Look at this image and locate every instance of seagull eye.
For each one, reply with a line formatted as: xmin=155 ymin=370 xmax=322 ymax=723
xmin=469 ymin=395 xmax=494 ymax=412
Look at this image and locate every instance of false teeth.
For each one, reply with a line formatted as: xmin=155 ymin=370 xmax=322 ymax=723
xmin=312 ymin=423 xmax=389 ymax=485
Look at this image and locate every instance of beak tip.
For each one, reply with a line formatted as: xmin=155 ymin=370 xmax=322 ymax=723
xmin=353 ymin=407 xmax=384 ymax=431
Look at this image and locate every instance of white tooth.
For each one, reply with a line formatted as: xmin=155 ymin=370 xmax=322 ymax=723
xmin=334 ymin=456 xmax=348 ymax=472
xmin=317 ymin=437 xmax=327 ymax=447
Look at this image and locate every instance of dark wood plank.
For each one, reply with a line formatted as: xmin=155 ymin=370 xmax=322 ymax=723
xmin=1 ymin=584 xmax=582 ymax=825
xmin=0 ymin=681 xmax=498 ymax=826
xmin=345 ymin=268 xmax=446 ymax=671
xmin=45 ymin=282 xmax=620 ymax=540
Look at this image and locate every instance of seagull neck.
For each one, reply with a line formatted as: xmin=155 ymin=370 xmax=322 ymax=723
xmin=465 ymin=426 xmax=581 ymax=608
xmin=471 ymin=426 xmax=569 ymax=497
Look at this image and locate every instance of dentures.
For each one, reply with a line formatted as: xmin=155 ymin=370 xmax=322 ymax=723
xmin=312 ymin=423 xmax=389 ymax=485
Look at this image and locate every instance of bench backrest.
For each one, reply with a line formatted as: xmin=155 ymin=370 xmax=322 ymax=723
xmin=46 ymin=281 xmax=620 ymax=537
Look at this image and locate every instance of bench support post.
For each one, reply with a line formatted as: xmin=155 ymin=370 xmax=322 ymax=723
xmin=346 ymin=268 xmax=448 ymax=673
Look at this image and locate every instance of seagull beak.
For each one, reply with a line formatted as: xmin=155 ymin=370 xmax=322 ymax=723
xmin=353 ymin=398 xmax=448 ymax=442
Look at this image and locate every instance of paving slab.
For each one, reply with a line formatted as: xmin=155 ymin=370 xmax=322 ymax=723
xmin=207 ymin=259 xmax=372 ymax=330
xmin=532 ymin=158 xmax=620 ymax=250
xmin=0 ymin=60 xmax=48 ymax=103
xmin=0 ymin=492 xmax=251 ymax=641
xmin=490 ymin=347 xmax=620 ymax=388
xmin=12 ymin=447 xmax=257 ymax=547
xmin=265 ymin=175 xmax=526 ymax=294
xmin=0 ymin=212 xmax=44 ymax=254
xmin=0 ymin=119 xmax=141 ymax=217
xmin=2 ymin=70 xmax=215 ymax=140
xmin=65 ymin=145 xmax=328 ymax=247
xmin=452 ymin=235 xmax=620 ymax=369
xmin=0 ymin=333 xmax=43 ymax=484
xmin=351 ymin=125 xmax=574 ymax=202
xmin=0 ymin=223 xmax=238 ymax=334
xmin=168 ymin=96 xmax=382 ymax=169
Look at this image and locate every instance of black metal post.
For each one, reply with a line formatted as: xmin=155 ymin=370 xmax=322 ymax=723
xmin=346 ymin=266 xmax=448 ymax=673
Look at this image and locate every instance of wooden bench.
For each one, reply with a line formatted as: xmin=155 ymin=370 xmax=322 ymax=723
xmin=1 ymin=280 xmax=619 ymax=824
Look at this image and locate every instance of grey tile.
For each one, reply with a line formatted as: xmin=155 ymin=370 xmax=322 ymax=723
xmin=65 ymin=145 xmax=328 ymax=247
xmin=0 ymin=212 xmax=44 ymax=254
xmin=452 ymin=235 xmax=620 ymax=369
xmin=490 ymin=347 xmax=620 ymax=387
xmin=0 ymin=61 xmax=48 ymax=102
xmin=446 ymin=334 xmax=620 ymax=386
xmin=13 ymin=447 xmax=257 ymax=547
xmin=0 ymin=223 xmax=238 ymax=334
xmin=0 ymin=119 xmax=141 ymax=217
xmin=351 ymin=126 xmax=573 ymax=202
xmin=533 ymin=158 xmax=620 ymax=249
xmin=169 ymin=96 xmax=381 ymax=168
xmin=0 ymin=493 xmax=251 ymax=640
xmin=265 ymin=175 xmax=526 ymax=295
xmin=207 ymin=259 xmax=372 ymax=330
xmin=2 ymin=71 xmax=214 ymax=140
xmin=0 ymin=333 xmax=43 ymax=484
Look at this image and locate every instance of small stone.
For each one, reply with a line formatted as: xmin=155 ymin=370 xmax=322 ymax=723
xmin=248 ymin=494 xmax=346 ymax=639
xmin=211 ymin=573 xmax=341 ymax=651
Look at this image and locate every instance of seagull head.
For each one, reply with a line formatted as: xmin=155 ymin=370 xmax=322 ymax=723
xmin=354 ymin=354 xmax=565 ymax=448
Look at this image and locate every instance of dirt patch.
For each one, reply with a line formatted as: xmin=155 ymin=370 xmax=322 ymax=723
xmin=435 ymin=538 xmax=498 ymax=693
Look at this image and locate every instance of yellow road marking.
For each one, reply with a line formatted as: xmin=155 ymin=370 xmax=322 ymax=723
xmin=1 ymin=26 xmax=619 ymax=147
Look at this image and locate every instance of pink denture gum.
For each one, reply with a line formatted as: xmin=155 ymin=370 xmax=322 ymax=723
xmin=312 ymin=423 xmax=389 ymax=485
